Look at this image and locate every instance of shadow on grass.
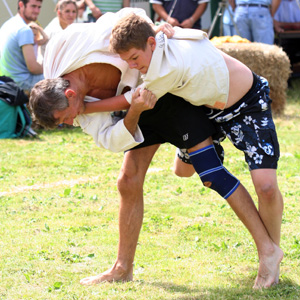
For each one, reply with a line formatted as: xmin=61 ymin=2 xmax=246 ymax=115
xmin=145 ymin=276 xmax=300 ymax=300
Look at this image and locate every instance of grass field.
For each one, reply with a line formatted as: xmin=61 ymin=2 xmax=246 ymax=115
xmin=0 ymin=79 xmax=299 ymax=299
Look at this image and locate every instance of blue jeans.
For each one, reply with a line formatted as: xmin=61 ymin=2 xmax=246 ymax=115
xmin=234 ymin=6 xmax=274 ymax=44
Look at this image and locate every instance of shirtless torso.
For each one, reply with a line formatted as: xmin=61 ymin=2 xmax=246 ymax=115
xmin=218 ymin=50 xmax=253 ymax=109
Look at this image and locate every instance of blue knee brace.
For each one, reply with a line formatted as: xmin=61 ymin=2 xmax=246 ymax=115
xmin=189 ymin=145 xmax=240 ymax=199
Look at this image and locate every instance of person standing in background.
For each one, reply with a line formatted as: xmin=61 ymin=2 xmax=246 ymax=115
xmin=273 ymin=0 xmax=300 ymax=69
xmin=84 ymin=0 xmax=130 ymax=22
xmin=0 ymin=0 xmax=44 ymax=92
xmin=230 ymin=0 xmax=281 ymax=44
xmin=150 ymin=0 xmax=209 ymax=30
xmin=223 ymin=4 xmax=236 ymax=36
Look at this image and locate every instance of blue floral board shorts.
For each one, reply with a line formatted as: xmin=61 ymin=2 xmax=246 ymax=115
xmin=178 ymin=73 xmax=280 ymax=171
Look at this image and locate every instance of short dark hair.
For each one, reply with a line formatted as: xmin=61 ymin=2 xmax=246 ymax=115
xmin=110 ymin=13 xmax=155 ymax=54
xmin=29 ymin=78 xmax=70 ymax=129
xmin=18 ymin=0 xmax=43 ymax=11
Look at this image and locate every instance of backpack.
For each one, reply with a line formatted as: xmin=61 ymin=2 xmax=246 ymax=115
xmin=0 ymin=76 xmax=36 ymax=139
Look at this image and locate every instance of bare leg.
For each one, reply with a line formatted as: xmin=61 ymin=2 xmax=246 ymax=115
xmin=251 ymin=169 xmax=283 ymax=285
xmin=187 ymin=141 xmax=283 ymax=289
xmin=226 ymin=184 xmax=283 ymax=289
xmin=173 ymin=151 xmax=195 ymax=177
xmin=80 ymin=144 xmax=160 ymax=285
xmin=251 ymin=169 xmax=283 ymax=246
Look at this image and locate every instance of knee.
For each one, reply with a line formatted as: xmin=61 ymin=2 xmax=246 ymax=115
xmin=173 ymin=154 xmax=195 ymax=178
xmin=117 ymin=169 xmax=143 ymax=196
xmin=255 ymin=181 xmax=279 ymax=200
xmin=174 ymin=166 xmax=195 ymax=178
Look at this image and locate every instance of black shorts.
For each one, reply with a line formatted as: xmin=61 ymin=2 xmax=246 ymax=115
xmin=131 ymin=93 xmax=216 ymax=150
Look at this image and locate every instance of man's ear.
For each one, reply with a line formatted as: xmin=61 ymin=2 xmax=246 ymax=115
xmin=148 ymin=36 xmax=156 ymax=52
xmin=64 ymin=89 xmax=76 ymax=102
xmin=18 ymin=1 xmax=24 ymax=10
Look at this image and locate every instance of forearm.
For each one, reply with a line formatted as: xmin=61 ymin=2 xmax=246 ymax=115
xmin=229 ymin=0 xmax=236 ymax=11
xmin=152 ymin=4 xmax=169 ymax=21
xmin=279 ymin=22 xmax=300 ymax=30
xmin=84 ymin=95 xmax=130 ymax=114
xmin=85 ymin=0 xmax=96 ymax=9
xmin=123 ymin=88 xmax=157 ymax=136
xmin=123 ymin=106 xmax=141 ymax=137
xmin=191 ymin=3 xmax=208 ymax=22
xmin=271 ymin=0 xmax=281 ymax=16
xmin=123 ymin=0 xmax=130 ymax=7
xmin=37 ymin=29 xmax=49 ymax=46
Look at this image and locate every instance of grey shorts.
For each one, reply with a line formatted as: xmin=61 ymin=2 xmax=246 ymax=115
xmin=178 ymin=73 xmax=280 ymax=170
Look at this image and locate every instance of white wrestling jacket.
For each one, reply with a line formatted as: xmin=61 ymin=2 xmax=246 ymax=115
xmin=43 ymin=8 xmax=152 ymax=152
xmin=124 ymin=28 xmax=230 ymax=110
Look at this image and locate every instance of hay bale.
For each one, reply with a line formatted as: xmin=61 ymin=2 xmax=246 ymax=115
xmin=217 ymin=42 xmax=291 ymax=115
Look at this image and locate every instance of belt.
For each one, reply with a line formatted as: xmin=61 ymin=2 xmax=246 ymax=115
xmin=237 ymin=4 xmax=269 ymax=8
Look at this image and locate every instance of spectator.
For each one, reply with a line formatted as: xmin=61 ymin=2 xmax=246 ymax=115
xmin=84 ymin=0 xmax=130 ymax=22
xmin=44 ymin=0 xmax=78 ymax=41
xmin=273 ymin=0 xmax=300 ymax=69
xmin=223 ymin=4 xmax=236 ymax=36
xmin=0 ymin=0 xmax=44 ymax=93
xmin=76 ymin=0 xmax=88 ymax=22
xmin=40 ymin=0 xmax=78 ymax=58
xmin=230 ymin=0 xmax=281 ymax=44
xmin=274 ymin=0 xmax=300 ymax=32
xmin=150 ymin=0 xmax=208 ymax=30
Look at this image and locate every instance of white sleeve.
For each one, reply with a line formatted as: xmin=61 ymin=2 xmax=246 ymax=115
xmin=74 ymin=112 xmax=144 ymax=153
xmin=123 ymin=82 xmax=146 ymax=104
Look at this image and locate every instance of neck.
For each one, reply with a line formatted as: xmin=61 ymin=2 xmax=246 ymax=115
xmin=59 ymin=20 xmax=68 ymax=30
xmin=19 ymin=13 xmax=30 ymax=24
xmin=63 ymin=69 xmax=90 ymax=103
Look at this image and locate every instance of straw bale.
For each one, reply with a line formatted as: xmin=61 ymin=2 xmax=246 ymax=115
xmin=217 ymin=42 xmax=291 ymax=115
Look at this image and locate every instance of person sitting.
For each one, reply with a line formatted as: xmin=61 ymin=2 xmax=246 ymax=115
xmin=0 ymin=0 xmax=44 ymax=93
xmin=41 ymin=0 xmax=78 ymax=56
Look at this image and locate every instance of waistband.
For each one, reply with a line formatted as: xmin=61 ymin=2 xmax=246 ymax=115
xmin=237 ymin=4 xmax=269 ymax=8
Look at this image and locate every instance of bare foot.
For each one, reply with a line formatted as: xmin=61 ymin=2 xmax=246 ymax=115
xmin=80 ymin=265 xmax=133 ymax=285
xmin=253 ymin=244 xmax=283 ymax=289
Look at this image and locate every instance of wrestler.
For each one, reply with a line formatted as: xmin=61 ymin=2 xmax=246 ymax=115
xmin=29 ymin=8 xmax=283 ymax=289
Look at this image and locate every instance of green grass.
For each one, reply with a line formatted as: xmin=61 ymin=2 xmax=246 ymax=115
xmin=0 ymin=79 xmax=300 ymax=299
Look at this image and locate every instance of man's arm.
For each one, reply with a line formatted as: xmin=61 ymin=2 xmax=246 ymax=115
xmin=274 ymin=20 xmax=300 ymax=33
xmin=123 ymin=89 xmax=157 ymax=136
xmin=123 ymin=0 xmax=130 ymax=7
xmin=229 ymin=0 xmax=236 ymax=11
xmin=85 ymin=0 xmax=102 ymax=19
xmin=152 ymin=3 xmax=180 ymax=26
xmin=271 ymin=0 xmax=281 ymax=17
xmin=84 ymin=95 xmax=130 ymax=114
xmin=22 ymin=44 xmax=43 ymax=74
xmin=76 ymin=89 xmax=156 ymax=152
xmin=180 ymin=2 xmax=208 ymax=28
